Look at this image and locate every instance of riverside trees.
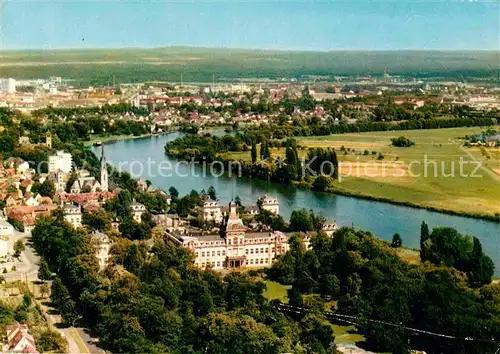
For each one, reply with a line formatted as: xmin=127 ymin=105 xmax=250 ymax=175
xmin=268 ymin=227 xmax=499 ymax=354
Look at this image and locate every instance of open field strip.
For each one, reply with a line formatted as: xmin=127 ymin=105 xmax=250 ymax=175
xmin=224 ymin=127 xmax=500 ymax=218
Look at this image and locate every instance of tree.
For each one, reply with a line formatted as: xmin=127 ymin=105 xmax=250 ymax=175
xmin=468 ymin=237 xmax=494 ymax=288
xmin=420 ymin=221 xmax=430 ymax=259
xmin=40 ymin=283 xmax=50 ymax=299
xmin=13 ymin=240 xmax=25 ymax=257
xmin=391 ymin=136 xmax=415 ymax=147
xmin=168 ymin=186 xmax=179 ymax=198
xmin=7 ymin=217 xmax=24 ymax=232
xmin=287 ymin=287 xmax=304 ymax=307
xmin=50 ymin=277 xmax=70 ymax=309
xmin=251 ymin=142 xmax=257 ymax=164
xmin=234 ymin=195 xmax=242 ymax=207
xmin=36 ymin=330 xmax=68 ymax=353
xmin=301 ymin=314 xmax=336 ymax=353
xmin=207 ymin=186 xmax=217 ymax=201
xmin=37 ymin=179 xmax=56 ymax=198
xmin=289 ymin=209 xmax=314 ymax=232
xmin=391 ymin=233 xmax=402 ymax=248
xmin=65 ymin=172 xmax=78 ymax=193
xmin=260 ymin=140 xmax=270 ymax=160
xmin=60 ymin=298 xmax=78 ymax=325
xmin=38 ymin=260 xmax=52 ymax=280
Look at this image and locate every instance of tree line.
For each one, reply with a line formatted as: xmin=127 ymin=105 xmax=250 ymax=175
xmin=267 ymin=225 xmax=499 ymax=353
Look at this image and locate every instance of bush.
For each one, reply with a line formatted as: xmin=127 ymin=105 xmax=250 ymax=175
xmin=391 ymin=136 xmax=415 ymax=147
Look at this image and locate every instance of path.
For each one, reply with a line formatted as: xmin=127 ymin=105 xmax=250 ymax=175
xmin=455 ymin=140 xmax=499 ymax=181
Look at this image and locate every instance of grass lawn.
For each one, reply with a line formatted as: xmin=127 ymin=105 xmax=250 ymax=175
xmin=263 ymin=280 xmax=291 ymax=303
xmin=225 ymin=127 xmax=500 ymax=218
xmin=394 ymin=248 xmax=421 ymax=265
xmin=331 ymin=324 xmax=365 ymax=345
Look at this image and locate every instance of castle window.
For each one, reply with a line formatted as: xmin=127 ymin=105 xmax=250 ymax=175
xmin=201 ymin=251 xmax=205 ymax=257
xmin=245 ymin=249 xmax=248 ymax=254
xmin=217 ymin=251 xmax=221 ymax=256
xmin=222 ymin=250 xmax=226 ymax=256
xmin=250 ymin=249 xmax=254 ymax=254
xmin=265 ymin=248 xmax=268 ymax=253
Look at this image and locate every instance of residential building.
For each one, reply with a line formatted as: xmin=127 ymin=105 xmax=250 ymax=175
xmin=0 ymin=217 xmax=14 ymax=237
xmin=4 ymin=205 xmax=56 ymax=233
xmin=322 ymin=221 xmax=339 ymax=236
xmin=0 ymin=236 xmax=9 ymax=257
xmin=202 ymin=199 xmax=223 ymax=223
xmin=48 ymin=151 xmax=72 ymax=174
xmin=259 ymin=195 xmax=280 ymax=215
xmin=130 ymin=200 xmax=146 ymax=223
xmin=92 ymin=231 xmax=111 ymax=269
xmin=46 ymin=170 xmax=66 ymax=192
xmin=2 ymin=323 xmax=39 ymax=354
xmin=70 ymin=177 xmax=102 ymax=194
xmin=5 ymin=158 xmax=29 ymax=173
xmin=63 ymin=204 xmax=82 ymax=228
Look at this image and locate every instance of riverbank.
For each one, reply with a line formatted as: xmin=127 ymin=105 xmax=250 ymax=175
xmin=84 ymin=131 xmax=173 ymax=146
xmin=217 ymin=127 xmax=500 ymax=221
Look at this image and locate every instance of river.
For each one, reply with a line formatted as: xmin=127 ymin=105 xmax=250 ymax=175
xmin=92 ymin=132 xmax=500 ymax=274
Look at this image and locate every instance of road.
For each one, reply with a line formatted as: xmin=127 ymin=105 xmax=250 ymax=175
xmin=4 ymin=233 xmax=40 ymax=282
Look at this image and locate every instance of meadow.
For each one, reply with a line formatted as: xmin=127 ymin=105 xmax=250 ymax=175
xmin=1 ymin=47 xmax=498 ymax=84
xmin=226 ymin=127 xmax=500 ymax=218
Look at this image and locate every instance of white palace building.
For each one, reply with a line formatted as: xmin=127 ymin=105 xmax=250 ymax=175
xmin=169 ymin=201 xmax=337 ymax=270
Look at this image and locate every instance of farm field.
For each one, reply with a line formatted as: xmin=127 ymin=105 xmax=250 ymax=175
xmin=225 ymin=127 xmax=500 ymax=218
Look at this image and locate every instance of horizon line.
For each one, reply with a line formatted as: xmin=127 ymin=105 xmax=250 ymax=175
xmin=0 ymin=45 xmax=497 ymax=53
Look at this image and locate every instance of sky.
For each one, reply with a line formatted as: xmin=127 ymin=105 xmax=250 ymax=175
xmin=1 ymin=0 xmax=499 ymax=51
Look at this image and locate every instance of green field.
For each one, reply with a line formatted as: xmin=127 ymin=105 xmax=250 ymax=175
xmin=227 ymin=127 xmax=500 ymax=218
xmin=1 ymin=47 xmax=498 ymax=84
xmin=263 ymin=280 xmax=291 ymax=303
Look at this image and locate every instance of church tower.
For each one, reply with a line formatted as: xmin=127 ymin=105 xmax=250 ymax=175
xmin=100 ymin=145 xmax=108 ymax=192
xmin=45 ymin=132 xmax=52 ymax=149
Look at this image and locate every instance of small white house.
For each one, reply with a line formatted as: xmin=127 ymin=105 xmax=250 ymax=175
xmin=130 ymin=201 xmax=146 ymax=223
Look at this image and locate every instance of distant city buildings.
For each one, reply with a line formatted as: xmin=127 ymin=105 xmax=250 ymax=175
xmin=0 ymin=78 xmax=16 ymax=94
